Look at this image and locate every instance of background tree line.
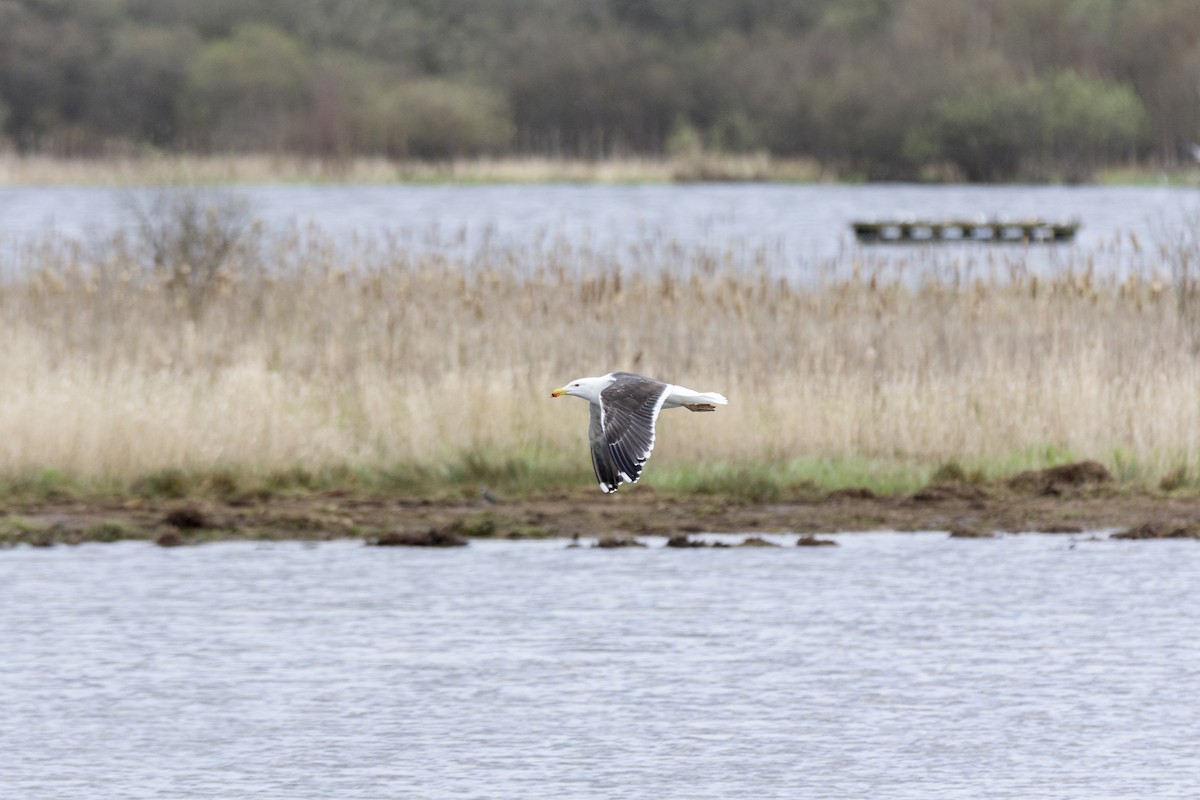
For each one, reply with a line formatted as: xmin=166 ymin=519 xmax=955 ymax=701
xmin=0 ymin=0 xmax=1197 ymax=180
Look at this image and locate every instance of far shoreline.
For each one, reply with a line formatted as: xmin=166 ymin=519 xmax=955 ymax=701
xmin=0 ymin=152 xmax=826 ymax=187
xmin=1 ymin=152 xmax=1196 ymax=188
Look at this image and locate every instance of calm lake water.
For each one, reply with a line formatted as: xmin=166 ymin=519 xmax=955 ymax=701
xmin=3 ymin=533 xmax=1198 ymax=799
xmin=1 ymin=183 xmax=1198 ymax=276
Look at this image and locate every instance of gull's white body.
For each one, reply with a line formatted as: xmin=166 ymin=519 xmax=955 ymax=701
xmin=552 ymin=372 xmax=728 ymax=493
xmin=557 ymin=375 xmax=726 ymax=408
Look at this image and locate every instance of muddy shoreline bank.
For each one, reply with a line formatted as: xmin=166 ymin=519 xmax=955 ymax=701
xmin=5 ymin=464 xmax=1200 ymax=547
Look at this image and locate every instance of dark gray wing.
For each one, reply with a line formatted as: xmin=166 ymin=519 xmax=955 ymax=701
xmin=589 ymin=373 xmax=670 ymax=493
xmin=588 ymin=403 xmax=620 ymax=493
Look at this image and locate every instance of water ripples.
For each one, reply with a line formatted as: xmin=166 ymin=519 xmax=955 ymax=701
xmin=2 ymin=533 xmax=1199 ymax=798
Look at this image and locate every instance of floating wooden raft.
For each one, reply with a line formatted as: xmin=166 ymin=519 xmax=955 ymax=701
xmin=852 ymin=219 xmax=1079 ymax=244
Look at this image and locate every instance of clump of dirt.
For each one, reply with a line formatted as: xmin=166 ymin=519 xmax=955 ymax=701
xmin=665 ymin=534 xmax=708 ymax=548
xmin=1034 ymin=524 xmax=1084 ymax=534
xmin=155 ymin=531 xmax=187 ymax=547
xmin=738 ymin=536 xmax=778 ymax=547
xmin=1008 ymin=461 xmax=1112 ymax=495
xmin=371 ymin=528 xmax=468 ymax=547
xmin=1110 ymin=521 xmax=1200 ymax=540
xmin=164 ymin=506 xmax=208 ymax=529
xmin=909 ymin=482 xmax=990 ymax=504
xmin=796 ymin=534 xmax=837 ymax=547
xmin=824 ymin=487 xmax=877 ymax=503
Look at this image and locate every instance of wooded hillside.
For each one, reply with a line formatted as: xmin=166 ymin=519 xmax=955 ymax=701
xmin=1 ymin=0 xmax=1196 ymax=180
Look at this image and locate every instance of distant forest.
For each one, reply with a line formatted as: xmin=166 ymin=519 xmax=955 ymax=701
xmin=2 ymin=0 xmax=1199 ymax=180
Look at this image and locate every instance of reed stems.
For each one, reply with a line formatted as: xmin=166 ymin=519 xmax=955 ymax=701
xmin=2 ymin=214 xmax=1198 ymax=495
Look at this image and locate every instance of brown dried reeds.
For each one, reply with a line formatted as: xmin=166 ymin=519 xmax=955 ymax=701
xmin=1 ymin=220 xmax=1198 ymax=491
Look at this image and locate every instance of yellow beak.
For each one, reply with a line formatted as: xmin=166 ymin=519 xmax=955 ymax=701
xmin=551 ymin=387 xmax=568 ymax=398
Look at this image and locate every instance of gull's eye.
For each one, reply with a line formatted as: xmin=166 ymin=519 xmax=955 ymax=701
xmin=574 ymin=383 xmax=580 ymax=387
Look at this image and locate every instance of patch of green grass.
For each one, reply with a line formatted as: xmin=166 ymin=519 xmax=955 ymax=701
xmin=132 ymin=468 xmax=193 ymax=499
xmin=7 ymin=446 xmax=1200 ymax=508
xmin=83 ymin=520 xmax=137 ymax=543
xmin=647 ymin=457 xmax=930 ymax=501
xmin=0 ymin=515 xmax=53 ymax=546
xmin=654 ymin=465 xmax=797 ymax=503
xmin=1108 ymin=446 xmax=1152 ymax=484
xmin=201 ymin=469 xmax=243 ymax=499
xmin=776 ymin=457 xmax=931 ymax=495
xmin=1158 ymin=462 xmax=1199 ymax=492
xmin=0 ymin=468 xmax=78 ymax=502
xmin=443 ymin=450 xmax=529 ymax=486
xmin=265 ymin=466 xmax=318 ymax=493
xmin=451 ymin=513 xmax=499 ymax=538
xmin=929 ymin=461 xmax=988 ymax=484
xmin=438 ymin=449 xmax=587 ymax=494
xmin=0 ymin=515 xmax=48 ymax=534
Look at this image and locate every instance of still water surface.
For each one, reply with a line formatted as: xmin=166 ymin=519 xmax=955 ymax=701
xmin=3 ymin=533 xmax=1198 ymax=799
xmin=1 ymin=183 xmax=1197 ymax=272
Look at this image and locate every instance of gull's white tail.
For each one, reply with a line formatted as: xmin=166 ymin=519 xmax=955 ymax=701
xmin=666 ymin=386 xmax=729 ymax=407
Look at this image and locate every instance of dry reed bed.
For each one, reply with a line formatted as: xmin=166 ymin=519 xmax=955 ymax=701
xmin=1 ymin=225 xmax=1198 ymax=490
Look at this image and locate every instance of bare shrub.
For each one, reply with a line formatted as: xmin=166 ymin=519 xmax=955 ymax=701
xmin=123 ymin=187 xmax=259 ymax=317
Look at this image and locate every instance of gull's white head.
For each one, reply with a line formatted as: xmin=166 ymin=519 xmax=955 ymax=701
xmin=551 ymin=375 xmax=611 ymax=403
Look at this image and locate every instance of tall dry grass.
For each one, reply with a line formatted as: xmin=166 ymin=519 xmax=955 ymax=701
xmin=1 ymin=209 xmax=1199 ymax=493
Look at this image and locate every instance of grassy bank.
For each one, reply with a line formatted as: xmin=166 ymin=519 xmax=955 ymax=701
xmin=2 ymin=201 xmax=1200 ymax=504
xmin=0 ymin=456 xmax=975 ymax=507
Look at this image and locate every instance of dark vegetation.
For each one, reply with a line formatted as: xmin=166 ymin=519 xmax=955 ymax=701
xmin=1 ymin=0 xmax=1196 ymax=180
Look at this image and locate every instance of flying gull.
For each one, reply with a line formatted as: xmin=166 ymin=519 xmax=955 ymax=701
xmin=551 ymin=372 xmax=728 ymax=493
